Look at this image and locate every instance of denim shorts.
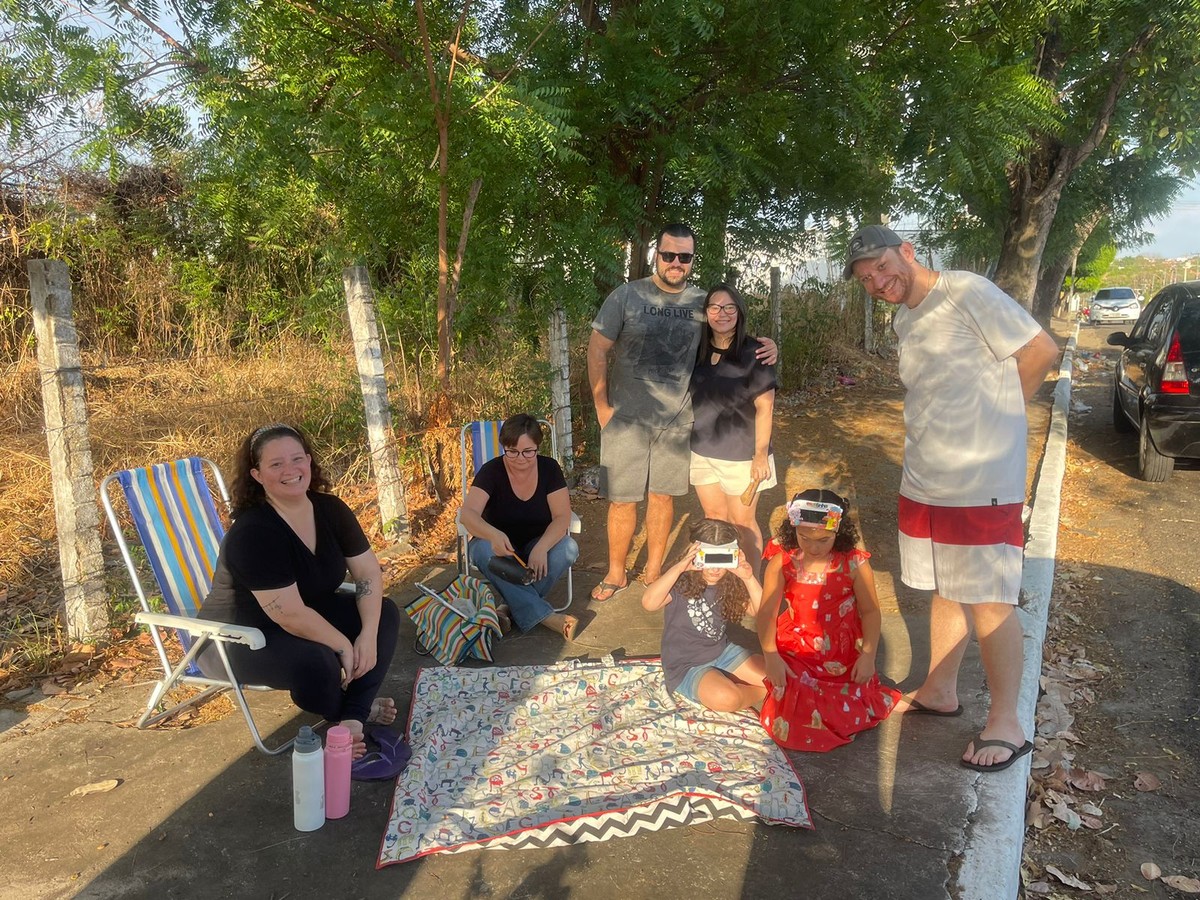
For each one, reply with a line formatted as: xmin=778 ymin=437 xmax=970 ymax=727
xmin=672 ymin=643 xmax=753 ymax=703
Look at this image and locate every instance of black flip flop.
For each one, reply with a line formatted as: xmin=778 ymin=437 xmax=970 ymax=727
xmin=906 ymin=698 xmax=964 ymax=717
xmin=960 ymin=737 xmax=1034 ymax=773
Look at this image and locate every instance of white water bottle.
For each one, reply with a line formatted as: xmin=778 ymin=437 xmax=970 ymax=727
xmin=292 ymin=725 xmax=325 ymax=832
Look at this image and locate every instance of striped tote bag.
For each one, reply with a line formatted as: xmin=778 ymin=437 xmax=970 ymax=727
xmin=405 ymin=576 xmax=503 ymax=665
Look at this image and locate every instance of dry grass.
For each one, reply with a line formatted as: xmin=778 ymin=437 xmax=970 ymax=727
xmin=0 ymin=326 xmax=576 ymax=689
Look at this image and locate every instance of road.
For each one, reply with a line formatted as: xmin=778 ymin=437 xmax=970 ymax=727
xmin=1026 ymin=322 xmax=1200 ymax=892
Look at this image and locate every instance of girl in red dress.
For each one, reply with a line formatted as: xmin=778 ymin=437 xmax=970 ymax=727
xmin=757 ymin=488 xmax=900 ymax=751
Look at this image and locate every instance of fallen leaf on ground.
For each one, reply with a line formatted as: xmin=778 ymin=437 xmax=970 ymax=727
xmin=1162 ymin=875 xmax=1200 ymax=893
xmin=1046 ymin=865 xmax=1092 ymax=890
xmin=1050 ymin=800 xmax=1082 ymax=830
xmin=1143 ymin=863 xmax=1163 ymax=880
xmin=69 ymin=779 xmax=120 ymax=797
xmin=1068 ymin=769 xmax=1107 ymax=791
xmin=1027 ymin=882 xmax=1052 ymax=895
xmin=1080 ymin=802 xmax=1103 ymax=816
xmin=1094 ymin=885 xmax=1119 ymax=895
xmin=1027 ymin=802 xmax=1052 ymax=829
xmin=1134 ymin=772 xmax=1162 ymax=791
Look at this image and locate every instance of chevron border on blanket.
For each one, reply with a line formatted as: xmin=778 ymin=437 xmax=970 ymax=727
xmin=378 ymin=659 xmax=811 ymax=867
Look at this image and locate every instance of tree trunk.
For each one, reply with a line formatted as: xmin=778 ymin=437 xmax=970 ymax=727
xmin=992 ymin=25 xmax=1152 ymax=309
xmin=1033 ymin=209 xmax=1103 ymax=318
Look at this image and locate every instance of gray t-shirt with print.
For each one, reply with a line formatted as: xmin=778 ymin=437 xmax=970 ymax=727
xmin=591 ymin=277 xmax=705 ymax=428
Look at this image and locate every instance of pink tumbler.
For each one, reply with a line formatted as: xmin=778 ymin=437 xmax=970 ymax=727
xmin=324 ymin=725 xmax=353 ymax=819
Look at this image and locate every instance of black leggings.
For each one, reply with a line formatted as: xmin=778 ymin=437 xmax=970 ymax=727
xmin=225 ymin=596 xmax=401 ymax=724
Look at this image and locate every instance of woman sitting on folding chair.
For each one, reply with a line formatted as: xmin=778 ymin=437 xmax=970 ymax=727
xmin=461 ymin=413 xmax=581 ymax=639
xmin=201 ymin=423 xmax=402 ymax=771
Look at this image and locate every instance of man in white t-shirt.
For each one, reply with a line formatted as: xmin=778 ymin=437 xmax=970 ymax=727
xmin=845 ymin=225 xmax=1059 ymax=773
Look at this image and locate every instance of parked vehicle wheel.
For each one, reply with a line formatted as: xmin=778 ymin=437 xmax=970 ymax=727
xmin=1138 ymin=414 xmax=1174 ymax=482
xmin=1112 ymin=384 xmax=1135 ymax=433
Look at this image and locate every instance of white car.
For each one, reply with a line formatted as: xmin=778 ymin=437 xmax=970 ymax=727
xmin=1088 ymin=287 xmax=1141 ymax=325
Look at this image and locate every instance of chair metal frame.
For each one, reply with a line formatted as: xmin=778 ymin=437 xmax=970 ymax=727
xmin=101 ymin=457 xmax=297 ymax=755
xmin=454 ymin=419 xmax=581 ymax=612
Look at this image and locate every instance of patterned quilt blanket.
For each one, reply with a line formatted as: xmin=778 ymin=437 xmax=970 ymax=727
xmin=378 ymin=658 xmax=811 ymax=866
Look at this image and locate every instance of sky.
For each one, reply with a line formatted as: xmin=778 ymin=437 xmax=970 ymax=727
xmin=1131 ymin=179 xmax=1200 ymax=259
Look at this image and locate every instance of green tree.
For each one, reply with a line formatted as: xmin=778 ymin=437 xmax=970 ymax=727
xmin=988 ymin=0 xmax=1200 ymax=308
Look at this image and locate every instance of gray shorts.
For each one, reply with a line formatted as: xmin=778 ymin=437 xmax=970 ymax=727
xmin=599 ymin=417 xmax=692 ymax=502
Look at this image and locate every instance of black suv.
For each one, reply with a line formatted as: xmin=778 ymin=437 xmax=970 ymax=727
xmin=1108 ymin=281 xmax=1200 ymax=481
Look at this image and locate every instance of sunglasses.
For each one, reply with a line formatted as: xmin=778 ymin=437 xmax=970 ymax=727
xmin=658 ymin=251 xmax=694 ymax=264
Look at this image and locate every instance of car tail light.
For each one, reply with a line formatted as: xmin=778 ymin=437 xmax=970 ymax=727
xmin=1161 ymin=331 xmax=1189 ymax=394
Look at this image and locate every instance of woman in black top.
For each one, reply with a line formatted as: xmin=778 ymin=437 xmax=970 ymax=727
xmin=460 ymin=414 xmax=580 ymax=639
xmin=689 ymin=283 xmax=778 ymax=569
xmin=202 ymin=423 xmax=400 ymax=757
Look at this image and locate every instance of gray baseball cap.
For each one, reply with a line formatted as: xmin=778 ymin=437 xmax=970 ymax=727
xmin=842 ymin=225 xmax=903 ymax=280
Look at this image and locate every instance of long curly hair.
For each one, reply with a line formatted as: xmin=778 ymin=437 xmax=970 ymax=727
xmin=672 ymin=518 xmax=751 ymax=622
xmin=229 ymin=423 xmax=330 ymax=514
xmin=775 ymin=488 xmax=860 ymax=553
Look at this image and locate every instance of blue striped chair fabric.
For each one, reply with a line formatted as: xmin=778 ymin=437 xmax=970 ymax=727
xmin=101 ymin=456 xmax=299 ymax=755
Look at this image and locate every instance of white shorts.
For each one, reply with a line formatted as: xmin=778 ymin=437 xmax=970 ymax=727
xmin=898 ymin=496 xmax=1024 ymax=605
xmin=689 ymin=452 xmax=777 ymax=496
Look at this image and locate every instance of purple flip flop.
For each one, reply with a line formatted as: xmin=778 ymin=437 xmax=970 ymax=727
xmin=350 ymin=725 xmax=412 ymax=782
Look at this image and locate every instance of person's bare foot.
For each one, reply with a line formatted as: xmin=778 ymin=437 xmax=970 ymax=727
xmin=637 ymin=569 xmax=662 ymax=586
xmin=963 ymin=724 xmax=1030 ymax=769
xmin=338 ymin=719 xmax=367 ymax=759
xmin=590 ymin=572 xmax=628 ymax=602
xmin=367 ymin=697 xmax=397 ymax=726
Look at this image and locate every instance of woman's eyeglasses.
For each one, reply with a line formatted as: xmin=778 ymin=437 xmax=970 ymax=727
xmin=503 ymin=448 xmax=538 ymax=458
xmin=705 ymin=303 xmax=738 ymax=315
xmin=658 ymin=251 xmax=694 ymax=263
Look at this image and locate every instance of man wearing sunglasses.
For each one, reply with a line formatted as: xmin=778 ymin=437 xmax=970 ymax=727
xmin=845 ymin=224 xmax=1059 ymax=774
xmin=587 ymin=223 xmax=776 ymax=602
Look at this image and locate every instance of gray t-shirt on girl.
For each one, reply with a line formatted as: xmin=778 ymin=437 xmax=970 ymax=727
xmin=660 ymin=584 xmax=727 ymax=693
xmin=591 ymin=277 xmax=706 ymax=429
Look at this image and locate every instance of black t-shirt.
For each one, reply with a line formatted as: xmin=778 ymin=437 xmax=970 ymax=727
xmin=201 ymin=492 xmax=369 ymax=629
xmin=690 ymin=338 xmax=777 ymax=461
xmin=471 ymin=455 xmax=567 ymax=551
xmin=660 ymin=584 xmax=727 ymax=693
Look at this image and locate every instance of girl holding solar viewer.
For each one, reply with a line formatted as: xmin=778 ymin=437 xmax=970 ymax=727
xmin=642 ymin=518 xmax=768 ymax=712
xmin=757 ymin=489 xmax=900 ymax=751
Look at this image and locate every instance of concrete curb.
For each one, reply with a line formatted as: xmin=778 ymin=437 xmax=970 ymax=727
xmin=953 ymin=325 xmax=1079 ymax=900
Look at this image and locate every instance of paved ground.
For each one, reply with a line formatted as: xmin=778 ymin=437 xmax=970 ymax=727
xmin=0 ymin=330 xmax=1072 ymax=900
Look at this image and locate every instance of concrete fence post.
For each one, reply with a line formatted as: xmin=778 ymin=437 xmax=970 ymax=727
xmin=342 ymin=266 xmax=412 ymax=550
xmin=28 ymin=259 xmax=108 ymax=640
xmin=549 ymin=304 xmax=574 ymax=472
xmin=770 ymin=266 xmax=782 ymax=389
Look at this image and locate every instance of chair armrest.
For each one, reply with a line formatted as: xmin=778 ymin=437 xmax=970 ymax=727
xmin=570 ymin=511 xmax=582 ymax=534
xmin=135 ymin=612 xmax=266 ymax=650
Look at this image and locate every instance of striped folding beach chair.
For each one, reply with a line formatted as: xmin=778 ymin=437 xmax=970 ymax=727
xmin=455 ymin=419 xmax=581 ymax=611
xmin=101 ymin=457 xmax=297 ymax=755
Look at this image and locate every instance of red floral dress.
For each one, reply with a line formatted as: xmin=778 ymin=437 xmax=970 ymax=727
xmin=759 ymin=541 xmax=900 ymax=752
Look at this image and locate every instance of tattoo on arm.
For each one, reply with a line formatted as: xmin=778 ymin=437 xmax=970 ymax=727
xmin=355 ymin=578 xmax=373 ymax=599
xmin=261 ymin=595 xmax=283 ymax=615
